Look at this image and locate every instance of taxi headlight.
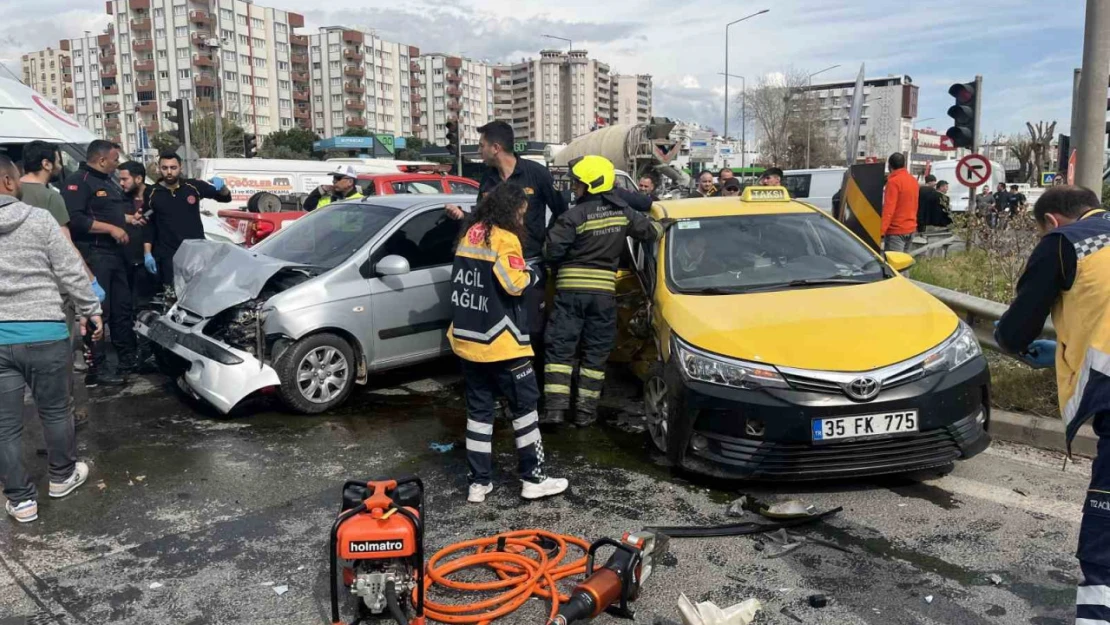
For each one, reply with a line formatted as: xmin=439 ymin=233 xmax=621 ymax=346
xmin=672 ymin=335 xmax=788 ymax=390
xmin=923 ymin=322 xmax=982 ymax=373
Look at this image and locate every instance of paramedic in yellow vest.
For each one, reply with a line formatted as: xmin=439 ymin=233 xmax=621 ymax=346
xmin=995 ymin=185 xmax=1110 ymax=622
xmin=447 ymin=182 xmax=569 ymax=505
xmin=303 ymin=165 xmax=364 ymax=211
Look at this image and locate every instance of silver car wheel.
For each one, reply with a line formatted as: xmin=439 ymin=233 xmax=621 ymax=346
xmin=297 ymin=346 xmax=350 ymax=404
xmin=645 ymin=375 xmax=669 ymax=453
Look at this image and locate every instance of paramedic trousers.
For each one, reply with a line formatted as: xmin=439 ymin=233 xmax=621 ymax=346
xmin=86 ymin=249 xmax=137 ymax=371
xmin=543 ymin=291 xmax=617 ymax=417
xmin=462 ymin=358 xmax=546 ymax=486
xmin=1079 ymin=413 xmax=1110 ymax=624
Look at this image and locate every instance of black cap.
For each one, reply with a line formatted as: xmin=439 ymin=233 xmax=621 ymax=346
xmin=722 ymin=178 xmax=742 ymax=191
xmin=762 ymin=167 xmax=784 ymax=179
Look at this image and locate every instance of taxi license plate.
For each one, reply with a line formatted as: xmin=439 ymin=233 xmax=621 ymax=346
xmin=812 ymin=411 xmax=918 ymax=442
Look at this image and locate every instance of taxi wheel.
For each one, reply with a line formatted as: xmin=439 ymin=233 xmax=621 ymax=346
xmin=276 ymin=333 xmax=355 ymax=414
xmin=644 ymin=363 xmax=672 ymax=454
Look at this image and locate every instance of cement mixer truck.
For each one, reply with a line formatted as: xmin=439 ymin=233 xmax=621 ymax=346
xmin=548 ymin=118 xmax=689 ymax=198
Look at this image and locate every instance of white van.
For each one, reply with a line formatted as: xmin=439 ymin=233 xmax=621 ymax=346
xmin=0 ymin=76 xmax=97 ymax=178
xmin=781 ymin=167 xmax=848 ymax=212
xmin=928 ymin=158 xmax=1005 ymax=212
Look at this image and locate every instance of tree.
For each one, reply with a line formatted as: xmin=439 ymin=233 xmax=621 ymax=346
xmin=740 ymin=69 xmax=815 ymax=167
xmin=341 ymin=127 xmax=372 ymax=138
xmin=1026 ymin=121 xmax=1056 ymax=186
xmin=262 ymin=128 xmax=320 ymax=159
xmin=1007 ymin=134 xmax=1034 ymax=183
xmin=150 ymin=132 xmax=180 ymax=155
xmin=396 ymin=137 xmax=430 ymax=161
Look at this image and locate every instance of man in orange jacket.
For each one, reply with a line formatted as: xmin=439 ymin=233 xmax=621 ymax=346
xmin=880 ymin=152 xmax=919 ymax=252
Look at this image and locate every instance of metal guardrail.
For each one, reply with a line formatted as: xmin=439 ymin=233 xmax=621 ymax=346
xmin=910 ymin=280 xmax=1055 ymax=357
xmin=909 ymin=235 xmax=960 ymax=258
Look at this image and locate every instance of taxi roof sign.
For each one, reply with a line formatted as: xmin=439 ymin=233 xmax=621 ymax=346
xmin=741 ymin=186 xmax=791 ymax=202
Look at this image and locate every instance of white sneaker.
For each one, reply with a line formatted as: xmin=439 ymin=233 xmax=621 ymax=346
xmin=521 ymin=477 xmax=569 ymax=500
xmin=468 ymin=483 xmax=494 ymax=503
xmin=49 ymin=461 xmax=89 ymax=499
xmin=6 ymin=499 xmax=38 ymax=523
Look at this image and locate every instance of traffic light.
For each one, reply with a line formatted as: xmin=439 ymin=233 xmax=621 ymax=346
xmin=244 ymin=133 xmax=258 ymax=158
xmin=945 ymin=81 xmax=978 ymax=150
xmin=445 ymin=120 xmax=459 ymax=155
xmin=167 ymin=99 xmax=187 ymax=144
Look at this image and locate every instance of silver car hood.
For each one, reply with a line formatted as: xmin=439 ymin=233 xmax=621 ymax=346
xmin=173 ymin=240 xmax=303 ymax=318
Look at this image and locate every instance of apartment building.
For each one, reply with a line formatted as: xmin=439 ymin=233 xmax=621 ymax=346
xmin=493 ymin=49 xmax=619 ymax=144
xmin=66 ymin=33 xmax=114 ymax=141
xmin=414 ymin=54 xmax=494 ymax=146
xmin=790 ymin=74 xmax=920 ymax=160
xmin=307 ymin=27 xmax=418 ymax=140
xmin=21 ymin=47 xmax=73 ymax=111
xmin=612 ymin=74 xmax=652 ymax=126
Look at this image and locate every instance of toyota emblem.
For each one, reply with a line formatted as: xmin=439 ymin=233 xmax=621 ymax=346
xmin=844 ymin=377 xmax=881 ymax=401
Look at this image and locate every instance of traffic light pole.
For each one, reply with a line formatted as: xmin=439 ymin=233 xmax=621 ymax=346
xmin=1074 ymin=0 xmax=1110 ymax=191
xmin=182 ymin=99 xmax=193 ymax=178
xmin=968 ymin=74 xmax=982 ymax=216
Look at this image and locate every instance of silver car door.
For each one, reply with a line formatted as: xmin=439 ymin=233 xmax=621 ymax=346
xmin=367 ymin=205 xmax=464 ymax=368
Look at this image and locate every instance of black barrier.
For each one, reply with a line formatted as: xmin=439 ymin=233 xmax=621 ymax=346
xmin=836 ymin=163 xmax=886 ymax=252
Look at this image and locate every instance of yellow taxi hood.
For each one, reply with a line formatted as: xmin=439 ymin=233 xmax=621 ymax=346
xmin=665 ymin=277 xmax=959 ymax=372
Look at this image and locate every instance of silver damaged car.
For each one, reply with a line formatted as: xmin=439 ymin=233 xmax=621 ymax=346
xmin=136 ymin=194 xmax=477 ymax=414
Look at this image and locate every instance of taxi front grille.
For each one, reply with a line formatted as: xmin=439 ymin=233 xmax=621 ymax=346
xmin=781 ymin=363 xmax=926 ymax=397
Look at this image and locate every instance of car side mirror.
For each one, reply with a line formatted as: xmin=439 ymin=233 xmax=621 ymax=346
xmin=885 ymin=251 xmax=915 ymax=272
xmin=376 ymin=254 xmax=410 ymax=276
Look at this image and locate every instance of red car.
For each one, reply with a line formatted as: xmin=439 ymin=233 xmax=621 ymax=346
xmin=219 ymin=168 xmax=479 ymax=246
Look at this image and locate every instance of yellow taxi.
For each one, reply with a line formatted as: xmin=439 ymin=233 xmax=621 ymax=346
xmin=621 ymin=186 xmax=991 ymax=480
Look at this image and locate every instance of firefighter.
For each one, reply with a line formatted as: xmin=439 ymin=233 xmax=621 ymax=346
xmin=994 ymin=186 xmax=1110 ymax=624
xmin=447 ymin=183 xmax=569 ymax=504
xmin=542 ymin=156 xmax=662 ymax=428
xmin=303 ymin=165 xmax=364 ymax=211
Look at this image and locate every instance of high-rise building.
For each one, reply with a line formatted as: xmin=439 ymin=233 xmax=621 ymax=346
xmin=414 ymin=54 xmax=494 ymax=147
xmin=66 ymin=32 xmax=115 ymax=142
xmin=307 ymin=27 xmax=417 ymax=140
xmin=612 ymin=74 xmax=652 ymax=126
xmin=493 ymin=49 xmax=625 ymax=144
xmin=789 ymin=74 xmax=919 ymax=161
xmin=21 ymin=47 xmax=73 ymax=112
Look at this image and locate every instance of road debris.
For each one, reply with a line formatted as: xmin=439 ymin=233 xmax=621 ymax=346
xmin=148 ymin=582 xmax=163 ymax=589
xmin=273 ymin=585 xmax=288 ymax=596
xmin=925 ymin=595 xmax=934 ymax=604
xmin=428 ymin=442 xmax=455 ymax=453
xmin=677 ymin=593 xmax=761 ymax=625
xmin=96 ymin=480 xmax=107 ymax=491
xmin=1013 ymin=488 xmax=1029 ymax=497
xmin=779 ymin=606 xmax=804 ymax=623
xmin=989 ymin=574 xmax=1003 ymax=585
xmin=260 ymin=581 xmax=275 ymax=586
xmin=760 ymin=500 xmax=818 ymax=519
xmin=726 ymin=496 xmax=751 ymax=518
xmin=808 ymin=594 xmax=828 ymax=608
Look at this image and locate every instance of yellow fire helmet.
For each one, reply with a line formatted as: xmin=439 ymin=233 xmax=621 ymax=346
xmin=568 ymin=155 xmax=616 ymax=194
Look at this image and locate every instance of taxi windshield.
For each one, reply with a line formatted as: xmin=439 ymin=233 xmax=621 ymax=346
xmin=253 ymin=201 xmax=398 ymax=269
xmin=666 ymin=213 xmax=889 ymax=294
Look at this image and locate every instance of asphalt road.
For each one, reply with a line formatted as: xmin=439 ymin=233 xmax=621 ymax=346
xmin=0 ymin=363 xmax=1088 ymax=625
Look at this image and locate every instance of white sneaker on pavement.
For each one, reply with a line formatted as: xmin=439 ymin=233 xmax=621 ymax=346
xmin=521 ymin=477 xmax=569 ymax=500
xmin=468 ymin=483 xmax=494 ymax=503
xmin=6 ymin=499 xmax=38 ymax=523
xmin=49 ymin=461 xmax=89 ymax=499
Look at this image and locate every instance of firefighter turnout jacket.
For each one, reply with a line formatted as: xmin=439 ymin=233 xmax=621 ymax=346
xmin=544 ymin=192 xmax=662 ymax=294
xmin=448 ymin=223 xmax=537 ymax=363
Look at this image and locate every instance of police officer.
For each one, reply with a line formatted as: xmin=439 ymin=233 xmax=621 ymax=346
xmin=142 ymin=152 xmax=231 ymax=290
xmin=447 ymin=183 xmax=568 ymax=504
xmin=303 ymin=165 xmax=364 ymax=211
xmin=61 ymin=140 xmax=142 ymax=386
xmin=446 ymin=121 xmax=568 ymax=357
xmin=994 ymin=186 xmax=1110 ymax=623
xmin=542 ymin=156 xmax=662 ymax=427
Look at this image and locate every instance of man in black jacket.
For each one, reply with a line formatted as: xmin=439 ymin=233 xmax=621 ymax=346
xmin=541 ymin=156 xmax=661 ymax=427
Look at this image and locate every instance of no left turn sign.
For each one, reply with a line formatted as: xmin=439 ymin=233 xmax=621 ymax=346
xmin=956 ymin=154 xmax=992 ymax=187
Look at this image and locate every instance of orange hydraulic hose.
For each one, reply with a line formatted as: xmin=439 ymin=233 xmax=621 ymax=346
xmin=416 ymin=530 xmax=591 ymax=625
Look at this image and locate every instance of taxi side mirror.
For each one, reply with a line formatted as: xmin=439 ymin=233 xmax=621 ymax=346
xmin=884 ymin=251 xmax=915 ymax=272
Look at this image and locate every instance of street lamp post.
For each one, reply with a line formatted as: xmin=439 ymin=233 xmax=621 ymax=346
xmin=542 ymin=34 xmax=573 ymax=52
xmin=805 ymin=64 xmax=840 ymax=168
xmin=724 ymin=9 xmax=768 ymax=154
xmin=718 ymin=72 xmax=746 ymax=169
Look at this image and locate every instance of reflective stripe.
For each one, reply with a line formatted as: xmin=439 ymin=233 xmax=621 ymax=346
xmin=515 ymin=428 xmax=542 ymax=449
xmin=545 ymin=363 xmax=574 ymax=374
xmin=456 ymin=245 xmax=499 ymax=261
xmin=1076 ymin=619 xmax=1110 ymax=625
xmin=466 ymin=439 xmax=492 ymax=453
xmin=545 ymin=384 xmax=571 ymax=395
xmin=556 ymin=279 xmax=616 ymax=292
xmin=512 ymin=410 xmax=539 ymax=430
xmin=467 ymin=419 xmax=494 ymax=435
xmin=559 ymin=267 xmax=617 ymax=279
xmin=494 ymin=260 xmax=526 ymax=295
xmin=452 ymin=316 xmax=531 ymax=343
xmin=576 ymin=217 xmax=629 ymax=234
xmin=1079 ymin=586 xmax=1110 ymax=606
xmin=579 ymin=388 xmax=601 ymax=399
xmin=580 ymin=368 xmax=605 ymax=380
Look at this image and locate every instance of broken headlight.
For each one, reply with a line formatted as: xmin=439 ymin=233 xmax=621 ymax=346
xmin=923 ymin=321 xmax=982 ymax=373
xmin=204 ymin=301 xmax=264 ymax=354
xmin=672 ymin=335 xmax=788 ymax=390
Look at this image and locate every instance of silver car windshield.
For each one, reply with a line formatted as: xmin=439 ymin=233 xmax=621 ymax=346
xmin=253 ymin=202 xmax=398 ymax=269
xmin=666 ymin=213 xmax=888 ymax=294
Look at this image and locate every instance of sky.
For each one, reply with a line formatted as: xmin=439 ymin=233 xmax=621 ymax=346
xmin=0 ymin=0 xmax=1089 ymax=141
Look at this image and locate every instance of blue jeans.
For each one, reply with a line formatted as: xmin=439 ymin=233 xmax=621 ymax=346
xmin=0 ymin=339 xmax=76 ymax=503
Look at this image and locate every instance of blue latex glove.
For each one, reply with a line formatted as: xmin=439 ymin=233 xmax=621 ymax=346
xmin=1020 ymin=339 xmax=1056 ymax=369
xmin=210 ymin=176 xmax=226 ymax=191
xmin=90 ymin=278 xmax=106 ymax=302
xmin=144 ymin=252 xmax=158 ymax=275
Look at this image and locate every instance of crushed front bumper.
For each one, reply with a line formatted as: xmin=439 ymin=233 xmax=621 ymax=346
xmin=135 ymin=310 xmax=280 ymax=413
xmin=666 ymin=356 xmax=992 ymax=480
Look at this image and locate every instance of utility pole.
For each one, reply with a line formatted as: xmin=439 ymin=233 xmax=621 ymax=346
xmin=182 ymin=99 xmax=194 ymax=178
xmin=968 ymin=75 xmax=983 ymax=217
xmin=1074 ymin=0 xmax=1110 ymax=191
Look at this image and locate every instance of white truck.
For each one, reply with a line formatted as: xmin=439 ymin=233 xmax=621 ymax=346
xmin=550 ymin=119 xmax=690 ymax=194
